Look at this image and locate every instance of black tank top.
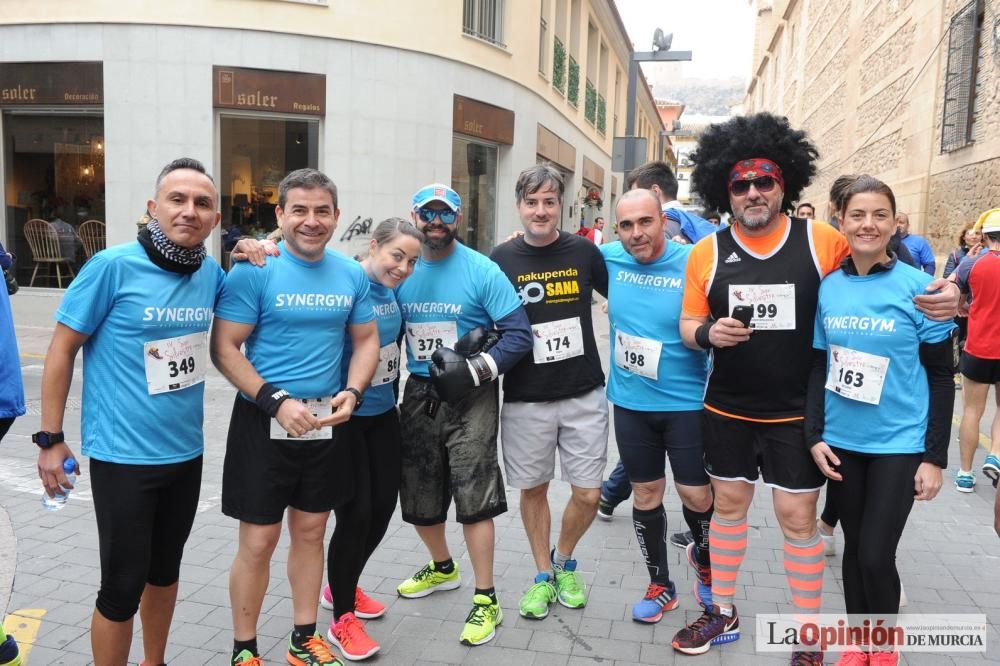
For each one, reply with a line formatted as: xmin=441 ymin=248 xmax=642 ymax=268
xmin=705 ymin=218 xmax=822 ymax=420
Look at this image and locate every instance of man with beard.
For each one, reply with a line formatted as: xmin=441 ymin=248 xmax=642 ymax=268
xmin=488 ymin=165 xmax=609 ymax=620
xmin=393 ymin=183 xmax=532 ymax=647
xmin=669 ymin=113 xmax=958 ymax=663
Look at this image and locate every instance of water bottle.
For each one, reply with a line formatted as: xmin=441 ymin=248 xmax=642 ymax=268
xmin=41 ymin=458 xmax=78 ymax=512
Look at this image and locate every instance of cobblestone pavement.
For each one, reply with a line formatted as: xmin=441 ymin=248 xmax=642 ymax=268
xmin=2 ymin=289 xmax=998 ymax=665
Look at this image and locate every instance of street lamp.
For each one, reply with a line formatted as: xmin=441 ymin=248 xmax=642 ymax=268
xmin=621 ymin=28 xmax=692 ymax=178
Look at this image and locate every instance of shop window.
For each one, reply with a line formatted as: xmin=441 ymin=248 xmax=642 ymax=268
xmin=451 ymin=136 xmax=498 ymax=254
xmin=3 ymin=113 xmax=105 ymax=287
xmin=219 ymin=115 xmax=318 ymax=259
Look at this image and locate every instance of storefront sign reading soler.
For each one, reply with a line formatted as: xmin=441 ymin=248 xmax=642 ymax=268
xmin=0 ymin=62 xmax=103 ymax=106
xmin=213 ymin=66 xmax=325 ymax=115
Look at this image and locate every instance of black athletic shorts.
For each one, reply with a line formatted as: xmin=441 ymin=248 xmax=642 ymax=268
xmin=91 ymin=455 xmax=202 ymax=622
xmin=960 ymin=351 xmax=1000 ymax=384
xmin=613 ymin=406 xmax=708 ymax=486
xmin=222 ymin=395 xmax=353 ymax=524
xmin=702 ymin=410 xmax=825 ymax=492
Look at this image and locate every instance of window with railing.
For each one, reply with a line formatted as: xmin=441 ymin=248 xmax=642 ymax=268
xmin=941 ymin=0 xmax=983 ymax=152
xmin=463 ymin=0 xmax=506 ymax=48
xmin=539 ymin=0 xmax=549 ymax=75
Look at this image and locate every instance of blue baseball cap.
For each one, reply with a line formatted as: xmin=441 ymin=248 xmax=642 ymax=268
xmin=411 ymin=183 xmax=462 ymax=212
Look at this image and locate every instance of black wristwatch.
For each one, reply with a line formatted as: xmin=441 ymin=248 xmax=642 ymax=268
xmin=344 ymin=387 xmax=364 ymax=411
xmin=32 ymin=431 xmax=65 ymax=449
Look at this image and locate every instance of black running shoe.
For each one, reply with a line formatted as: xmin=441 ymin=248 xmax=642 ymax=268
xmin=669 ymin=530 xmax=694 ymax=549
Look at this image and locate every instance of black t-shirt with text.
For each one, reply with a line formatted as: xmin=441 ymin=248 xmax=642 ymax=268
xmin=490 ymin=231 xmax=609 ymax=402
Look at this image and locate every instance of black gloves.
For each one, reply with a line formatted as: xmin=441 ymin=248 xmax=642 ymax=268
xmin=429 ymin=327 xmax=501 ymax=403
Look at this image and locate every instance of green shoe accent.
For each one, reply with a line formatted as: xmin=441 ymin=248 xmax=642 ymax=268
xmin=519 ymin=577 xmax=557 ymax=619
xmin=231 ymin=649 xmax=261 ymax=666
xmin=460 ymin=594 xmax=503 ymax=646
xmin=554 ymin=559 xmax=587 ymax=608
xmin=397 ymin=560 xmax=461 ymax=598
xmin=287 ymin=631 xmax=343 ymax=666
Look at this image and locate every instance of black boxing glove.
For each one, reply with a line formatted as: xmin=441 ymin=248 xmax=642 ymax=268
xmin=429 ymin=347 xmax=499 ymax=403
xmin=453 ymin=326 xmax=502 ymax=357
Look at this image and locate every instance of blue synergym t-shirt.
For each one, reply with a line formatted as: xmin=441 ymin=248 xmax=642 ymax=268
xmin=55 ymin=242 xmax=225 ymax=464
xmin=813 ymin=262 xmax=955 ymax=455
xmin=396 ymin=242 xmax=521 ymax=378
xmin=215 ymin=242 xmax=374 ymax=399
xmin=602 ymin=241 xmax=708 ymax=411
xmin=342 ymin=277 xmax=401 ymax=416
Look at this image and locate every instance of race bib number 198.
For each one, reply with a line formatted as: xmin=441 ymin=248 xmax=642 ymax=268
xmin=143 ymin=331 xmax=208 ymax=395
xmin=613 ymin=331 xmax=662 ymax=380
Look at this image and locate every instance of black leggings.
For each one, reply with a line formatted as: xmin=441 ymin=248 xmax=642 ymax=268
xmin=827 ymin=447 xmax=922 ymax=615
xmin=91 ymin=456 xmax=202 ymax=622
xmin=328 ymin=408 xmax=401 ymax=618
xmin=0 ymin=418 xmax=13 ymax=441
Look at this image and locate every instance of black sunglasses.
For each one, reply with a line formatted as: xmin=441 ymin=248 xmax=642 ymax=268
xmin=416 ymin=207 xmax=458 ymax=225
xmin=730 ymin=175 xmax=778 ymax=196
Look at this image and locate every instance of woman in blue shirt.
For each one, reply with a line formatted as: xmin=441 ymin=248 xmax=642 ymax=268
xmin=322 ymin=218 xmax=422 ymax=660
xmin=806 ymin=176 xmax=954 ymax=665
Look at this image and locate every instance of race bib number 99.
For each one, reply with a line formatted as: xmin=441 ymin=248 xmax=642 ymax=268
xmin=143 ymin=331 xmax=208 ymax=395
xmin=532 ymin=317 xmax=585 ymax=364
xmin=613 ymin=331 xmax=662 ymax=380
xmin=824 ymin=344 xmax=890 ymax=405
xmin=406 ymin=321 xmax=458 ymax=361
xmin=728 ymin=284 xmax=796 ymax=330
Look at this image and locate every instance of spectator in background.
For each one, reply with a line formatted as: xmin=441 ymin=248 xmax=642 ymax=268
xmin=626 ymin=160 xmax=717 ymax=244
xmin=703 ymin=210 xmax=724 ymax=227
xmin=897 ymin=212 xmax=936 ymax=275
xmin=795 ymin=202 xmax=815 ymax=219
xmin=48 ymin=210 xmax=83 ymax=263
xmin=586 ymin=217 xmax=606 ymax=244
xmin=944 ymin=223 xmax=982 ymax=279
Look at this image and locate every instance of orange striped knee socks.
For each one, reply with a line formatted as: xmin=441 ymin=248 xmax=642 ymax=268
xmin=709 ymin=516 xmax=747 ymax=607
xmin=784 ymin=533 xmax=824 ymax=620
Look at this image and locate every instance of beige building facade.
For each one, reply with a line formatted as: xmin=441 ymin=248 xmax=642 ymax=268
xmin=0 ymin=0 xmax=663 ymax=287
xmin=744 ymin=0 xmax=1000 ymax=259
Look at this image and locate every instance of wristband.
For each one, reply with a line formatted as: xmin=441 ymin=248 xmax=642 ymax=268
xmin=467 ymin=353 xmax=498 ymax=386
xmin=255 ymin=382 xmax=290 ymax=417
xmin=695 ymin=322 xmax=714 ymax=350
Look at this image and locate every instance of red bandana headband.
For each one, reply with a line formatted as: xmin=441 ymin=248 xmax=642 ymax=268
xmin=729 ymin=158 xmax=784 ymax=190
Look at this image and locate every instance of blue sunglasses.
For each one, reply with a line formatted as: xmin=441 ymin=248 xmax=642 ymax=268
xmin=416 ymin=207 xmax=458 ymax=225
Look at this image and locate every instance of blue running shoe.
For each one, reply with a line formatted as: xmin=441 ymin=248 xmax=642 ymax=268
xmin=632 ymin=582 xmax=678 ymax=623
xmin=956 ymin=471 xmax=976 ymax=493
xmin=686 ymin=542 xmax=712 ymax=609
xmin=983 ymin=454 xmax=1000 ymax=484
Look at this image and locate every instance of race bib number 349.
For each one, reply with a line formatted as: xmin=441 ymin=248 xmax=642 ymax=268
xmin=143 ymin=331 xmax=208 ymax=395
xmin=728 ymin=284 xmax=796 ymax=330
xmin=824 ymin=344 xmax=890 ymax=405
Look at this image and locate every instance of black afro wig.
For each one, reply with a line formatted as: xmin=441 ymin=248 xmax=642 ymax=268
xmin=690 ymin=112 xmax=819 ymax=215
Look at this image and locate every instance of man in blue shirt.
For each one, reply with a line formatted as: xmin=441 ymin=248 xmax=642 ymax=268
xmin=896 ymin=212 xmax=936 ymax=275
xmin=601 ymin=189 xmax=715 ymax=624
xmin=393 ymin=183 xmax=532 ymax=647
xmin=626 ymin=160 xmax=718 ymax=244
xmin=212 ymin=168 xmax=379 ymax=666
xmin=35 ymin=158 xmax=225 ymax=666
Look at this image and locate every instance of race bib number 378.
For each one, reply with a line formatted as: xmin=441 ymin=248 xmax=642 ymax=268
xmin=405 ymin=321 xmax=458 ymax=362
